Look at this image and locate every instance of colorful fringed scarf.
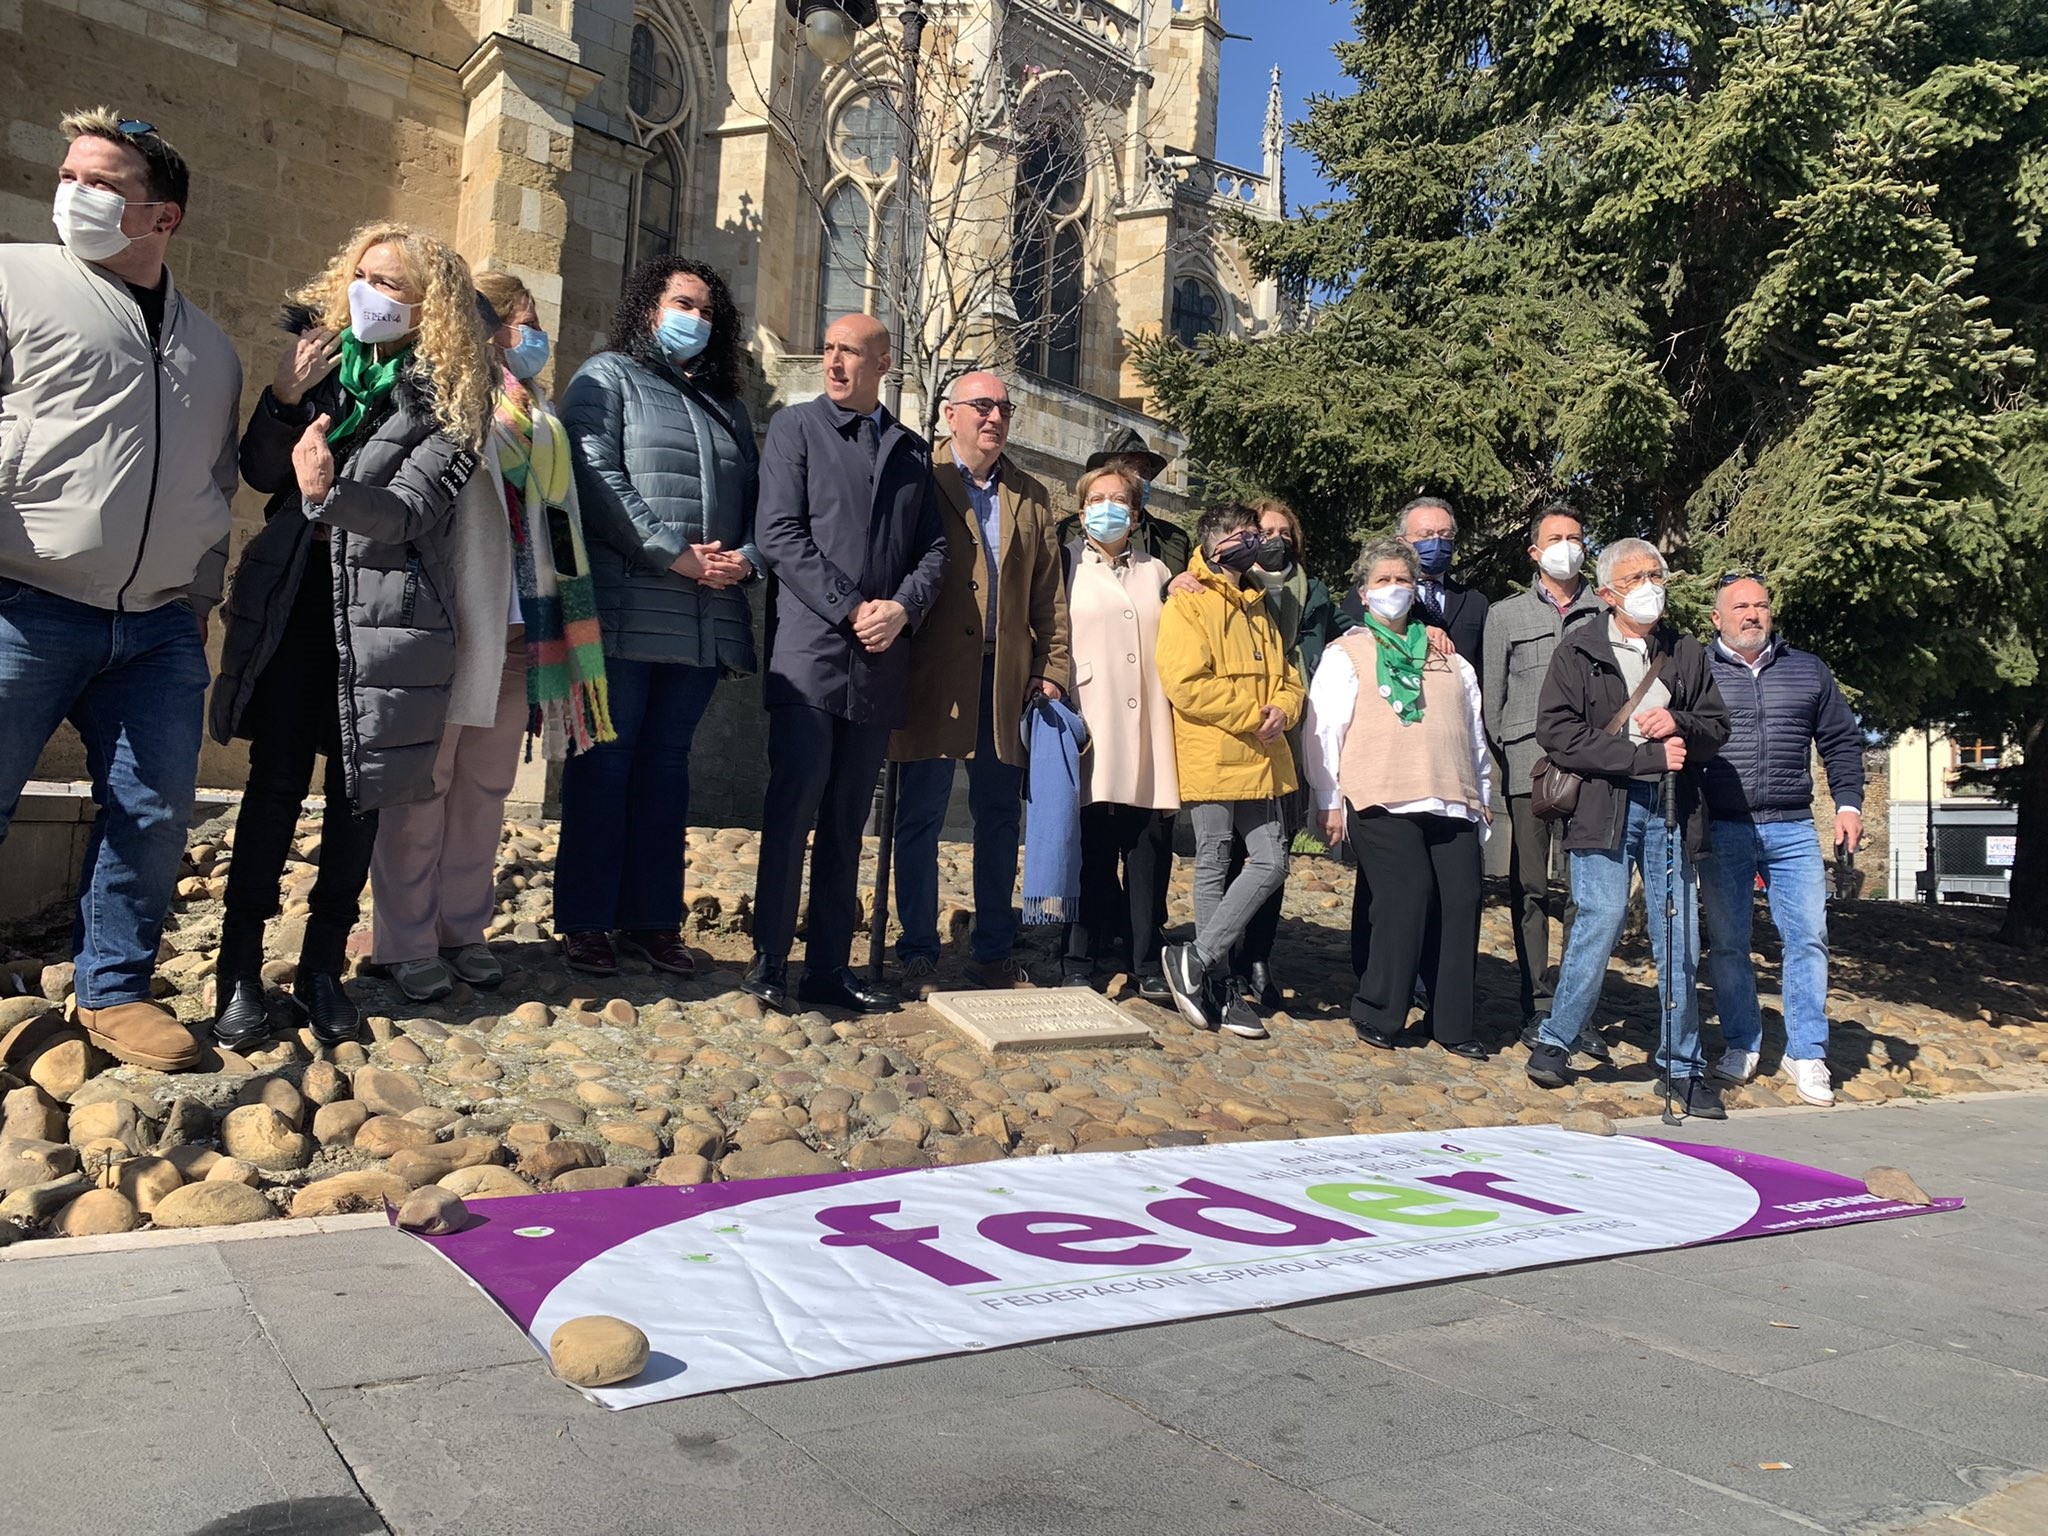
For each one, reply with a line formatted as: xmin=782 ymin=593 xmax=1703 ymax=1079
xmin=493 ymin=374 xmax=614 ymax=757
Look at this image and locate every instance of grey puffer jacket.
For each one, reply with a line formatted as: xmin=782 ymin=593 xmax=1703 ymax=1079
xmin=211 ymin=315 xmax=480 ymax=812
xmin=560 ymin=346 xmax=761 ymax=673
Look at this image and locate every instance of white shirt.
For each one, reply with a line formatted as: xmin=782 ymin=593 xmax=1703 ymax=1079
xmin=1303 ymin=645 xmax=1493 ymax=839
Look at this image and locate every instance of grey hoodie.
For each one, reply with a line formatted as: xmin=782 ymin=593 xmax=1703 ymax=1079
xmin=0 ymin=244 xmax=242 ymax=612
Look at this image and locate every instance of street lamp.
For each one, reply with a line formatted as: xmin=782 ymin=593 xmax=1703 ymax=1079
xmin=784 ymin=0 xmax=878 ymax=67
xmin=792 ymin=0 xmax=931 ymax=982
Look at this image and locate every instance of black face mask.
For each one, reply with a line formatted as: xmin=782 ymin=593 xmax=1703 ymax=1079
xmin=1254 ymin=536 xmax=1294 ymax=572
xmin=1213 ymin=536 xmax=1263 ymax=575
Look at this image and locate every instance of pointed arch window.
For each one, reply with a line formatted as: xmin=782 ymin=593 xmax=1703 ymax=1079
xmin=1012 ymin=124 xmax=1089 ymax=386
xmin=627 ymin=15 xmax=694 ymax=271
xmin=1171 ymin=276 xmax=1224 ymax=348
xmin=815 ymin=93 xmax=900 ymax=345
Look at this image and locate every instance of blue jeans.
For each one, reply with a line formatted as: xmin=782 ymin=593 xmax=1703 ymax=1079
xmin=554 ymin=657 xmax=719 ymax=933
xmin=1700 ymin=817 xmax=1830 ymax=1061
xmin=1542 ymin=781 xmax=1704 ymax=1077
xmin=0 ymin=578 xmax=207 ymax=1008
xmin=893 ymin=655 xmax=1024 ymax=965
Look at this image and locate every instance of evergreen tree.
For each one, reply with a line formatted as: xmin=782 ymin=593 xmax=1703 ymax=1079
xmin=1135 ymin=0 xmax=2048 ymax=944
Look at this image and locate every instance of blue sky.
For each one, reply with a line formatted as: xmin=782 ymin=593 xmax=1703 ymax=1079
xmin=1210 ymin=0 xmax=1350 ymax=211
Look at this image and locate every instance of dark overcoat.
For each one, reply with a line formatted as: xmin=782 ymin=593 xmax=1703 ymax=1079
xmin=754 ymin=394 xmax=948 ymax=726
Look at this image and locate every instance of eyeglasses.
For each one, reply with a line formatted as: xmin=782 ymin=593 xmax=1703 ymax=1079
xmin=1608 ymin=569 xmax=1668 ymax=593
xmin=117 ymin=119 xmax=158 ymax=138
xmin=949 ymin=397 xmax=1015 ymax=419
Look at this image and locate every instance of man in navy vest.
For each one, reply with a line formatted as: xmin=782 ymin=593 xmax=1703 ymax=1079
xmin=1698 ymin=576 xmax=1864 ymax=1107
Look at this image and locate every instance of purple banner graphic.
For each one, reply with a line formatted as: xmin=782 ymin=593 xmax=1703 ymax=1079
xmin=404 ymin=1127 xmax=1960 ymax=1409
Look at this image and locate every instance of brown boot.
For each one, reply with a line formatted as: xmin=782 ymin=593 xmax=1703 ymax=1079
xmin=76 ymin=1001 xmax=201 ymax=1072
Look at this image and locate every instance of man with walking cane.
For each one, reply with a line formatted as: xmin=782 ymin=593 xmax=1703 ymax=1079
xmin=1523 ymin=539 xmax=1731 ymax=1117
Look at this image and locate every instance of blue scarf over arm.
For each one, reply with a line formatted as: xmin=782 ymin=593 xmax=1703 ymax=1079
xmin=1020 ymin=694 xmax=1091 ymax=925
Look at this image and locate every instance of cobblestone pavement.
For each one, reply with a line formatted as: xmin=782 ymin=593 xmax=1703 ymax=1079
xmin=1 ymin=810 xmax=2043 ymax=1244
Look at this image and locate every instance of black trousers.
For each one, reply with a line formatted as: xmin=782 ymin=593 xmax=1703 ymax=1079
xmin=1346 ymin=809 xmax=1481 ymax=1046
xmin=1063 ymin=802 xmax=1171 ymax=975
xmin=221 ymin=555 xmax=380 ymax=978
xmin=753 ymin=703 xmax=890 ymax=974
xmin=1506 ymin=791 xmax=1577 ymax=1020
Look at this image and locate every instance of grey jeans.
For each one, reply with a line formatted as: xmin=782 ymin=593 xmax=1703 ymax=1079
xmin=1187 ymin=798 xmax=1289 ymax=974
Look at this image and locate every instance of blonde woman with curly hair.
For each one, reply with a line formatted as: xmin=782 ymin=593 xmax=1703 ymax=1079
xmin=209 ymin=223 xmax=494 ymax=1048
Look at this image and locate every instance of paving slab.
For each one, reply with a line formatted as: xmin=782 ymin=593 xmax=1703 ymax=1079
xmin=926 ymin=986 xmax=1154 ymax=1052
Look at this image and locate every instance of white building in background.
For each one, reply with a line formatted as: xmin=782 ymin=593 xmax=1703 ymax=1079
xmin=1887 ymin=728 xmax=2021 ymax=904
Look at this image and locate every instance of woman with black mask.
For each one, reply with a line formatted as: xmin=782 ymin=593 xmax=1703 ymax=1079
xmin=1223 ymin=497 xmax=1343 ymax=1009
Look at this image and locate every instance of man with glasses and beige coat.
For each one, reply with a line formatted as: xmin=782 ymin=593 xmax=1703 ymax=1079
xmin=889 ymin=372 xmax=1072 ymax=990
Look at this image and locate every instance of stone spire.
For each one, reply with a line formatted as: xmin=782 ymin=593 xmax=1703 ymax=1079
xmin=1262 ymin=63 xmax=1285 ymax=215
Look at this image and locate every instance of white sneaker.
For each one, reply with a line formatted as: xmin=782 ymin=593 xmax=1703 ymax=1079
xmin=1784 ymin=1058 xmax=1835 ymax=1106
xmin=1713 ymin=1048 xmax=1760 ymax=1085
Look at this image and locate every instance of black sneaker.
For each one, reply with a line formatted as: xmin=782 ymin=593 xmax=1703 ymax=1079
xmin=1216 ymin=979 xmax=1268 ymax=1039
xmin=1162 ymin=944 xmax=1218 ymax=1030
xmin=1660 ymin=1075 xmax=1728 ymax=1120
xmin=291 ymin=971 xmax=361 ymax=1048
xmin=1526 ymin=1041 xmax=1572 ymax=1089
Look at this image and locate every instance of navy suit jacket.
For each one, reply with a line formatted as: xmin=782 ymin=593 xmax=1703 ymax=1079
xmin=755 ymin=394 xmax=948 ymax=725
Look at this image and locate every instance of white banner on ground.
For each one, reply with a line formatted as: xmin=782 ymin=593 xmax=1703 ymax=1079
xmin=411 ymin=1126 xmax=1957 ymax=1408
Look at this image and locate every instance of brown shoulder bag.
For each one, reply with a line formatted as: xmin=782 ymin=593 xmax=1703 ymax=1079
xmin=1529 ymin=656 xmax=1668 ymax=822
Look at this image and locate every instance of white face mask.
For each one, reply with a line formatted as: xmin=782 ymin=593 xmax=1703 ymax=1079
xmin=348 ymin=278 xmax=416 ymax=344
xmin=1365 ymin=584 xmax=1416 ymax=623
xmin=52 ymin=182 xmax=138 ymax=262
xmin=1619 ymin=581 xmax=1667 ymax=624
xmin=1537 ymin=540 xmax=1585 ymax=581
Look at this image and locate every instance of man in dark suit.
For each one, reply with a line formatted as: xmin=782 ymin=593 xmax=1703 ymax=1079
xmin=744 ymin=314 xmax=949 ymax=1014
xmin=1344 ymin=495 xmax=1491 ymax=981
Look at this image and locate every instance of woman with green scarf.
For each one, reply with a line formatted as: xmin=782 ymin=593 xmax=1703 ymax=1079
xmin=210 ymin=224 xmax=494 ymax=1049
xmin=1302 ymin=537 xmax=1494 ymax=1057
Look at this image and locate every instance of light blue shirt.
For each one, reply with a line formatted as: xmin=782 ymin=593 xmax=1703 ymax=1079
xmin=957 ymin=454 xmax=1001 ymax=645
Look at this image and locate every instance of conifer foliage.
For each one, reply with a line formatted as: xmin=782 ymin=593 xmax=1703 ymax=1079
xmin=1134 ymin=0 xmax=2048 ymax=943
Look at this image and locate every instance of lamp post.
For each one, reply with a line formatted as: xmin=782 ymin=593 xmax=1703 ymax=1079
xmin=791 ymin=0 xmax=929 ymax=981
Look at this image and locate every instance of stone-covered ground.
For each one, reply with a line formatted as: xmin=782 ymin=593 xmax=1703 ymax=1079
xmin=3 ymin=809 xmax=2045 ymax=1244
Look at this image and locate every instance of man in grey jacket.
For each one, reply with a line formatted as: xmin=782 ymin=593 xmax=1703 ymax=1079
xmin=0 ymin=110 xmax=241 ymax=1074
xmin=1482 ymin=504 xmax=1603 ymax=1047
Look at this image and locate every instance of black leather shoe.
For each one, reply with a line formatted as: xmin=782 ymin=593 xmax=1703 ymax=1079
xmin=213 ymin=975 xmax=270 ymax=1051
xmin=291 ymin=971 xmax=360 ymax=1047
xmin=1135 ymin=971 xmax=1171 ymax=1004
xmin=1438 ymin=1038 xmax=1489 ymax=1061
xmin=741 ymin=954 xmax=790 ymax=1013
xmin=1246 ymin=961 xmax=1282 ymax=1011
xmin=1354 ymin=1021 xmax=1401 ymax=1050
xmin=799 ymin=965 xmax=897 ymax=1014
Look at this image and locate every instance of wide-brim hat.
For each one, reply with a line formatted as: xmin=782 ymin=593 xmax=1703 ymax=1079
xmin=1083 ymin=426 xmax=1169 ymax=480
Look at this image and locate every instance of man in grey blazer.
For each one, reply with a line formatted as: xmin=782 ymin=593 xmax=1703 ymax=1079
xmin=1482 ymin=503 xmax=1604 ymax=1046
xmin=744 ymin=314 xmax=948 ymax=1014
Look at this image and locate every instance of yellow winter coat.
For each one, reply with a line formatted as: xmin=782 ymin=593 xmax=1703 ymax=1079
xmin=1155 ymin=548 xmax=1304 ymax=801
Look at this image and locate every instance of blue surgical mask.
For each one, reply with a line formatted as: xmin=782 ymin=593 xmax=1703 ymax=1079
xmin=655 ymin=309 xmax=712 ymax=365
xmin=1413 ymin=536 xmax=1454 ymax=577
xmin=504 ymin=324 xmax=550 ymax=381
xmin=1084 ymin=502 xmax=1131 ymax=542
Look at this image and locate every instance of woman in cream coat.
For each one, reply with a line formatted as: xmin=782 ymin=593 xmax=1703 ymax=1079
xmin=1059 ymin=464 xmax=1179 ymax=999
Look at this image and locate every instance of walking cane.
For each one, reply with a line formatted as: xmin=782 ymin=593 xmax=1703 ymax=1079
xmin=1659 ymin=768 xmax=1686 ymax=1127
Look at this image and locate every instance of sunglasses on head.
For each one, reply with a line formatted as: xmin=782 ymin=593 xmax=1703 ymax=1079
xmin=1718 ymin=570 xmax=1762 ymax=587
xmin=117 ymin=118 xmax=157 ymax=139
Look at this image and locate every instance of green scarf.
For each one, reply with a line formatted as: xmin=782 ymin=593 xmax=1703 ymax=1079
xmin=326 ymin=331 xmax=408 ymax=445
xmin=1362 ymin=611 xmax=1428 ymax=723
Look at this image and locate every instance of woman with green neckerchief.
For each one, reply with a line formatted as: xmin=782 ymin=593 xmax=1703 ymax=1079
xmin=1301 ymin=537 xmax=1494 ymax=1059
xmin=210 ymin=223 xmax=495 ymax=1051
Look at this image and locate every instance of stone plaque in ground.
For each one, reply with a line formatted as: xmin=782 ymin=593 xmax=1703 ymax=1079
xmin=928 ymin=989 xmax=1154 ymax=1053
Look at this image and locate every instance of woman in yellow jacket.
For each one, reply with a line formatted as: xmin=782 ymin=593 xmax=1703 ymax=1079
xmin=1155 ymin=504 xmax=1305 ymax=1038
